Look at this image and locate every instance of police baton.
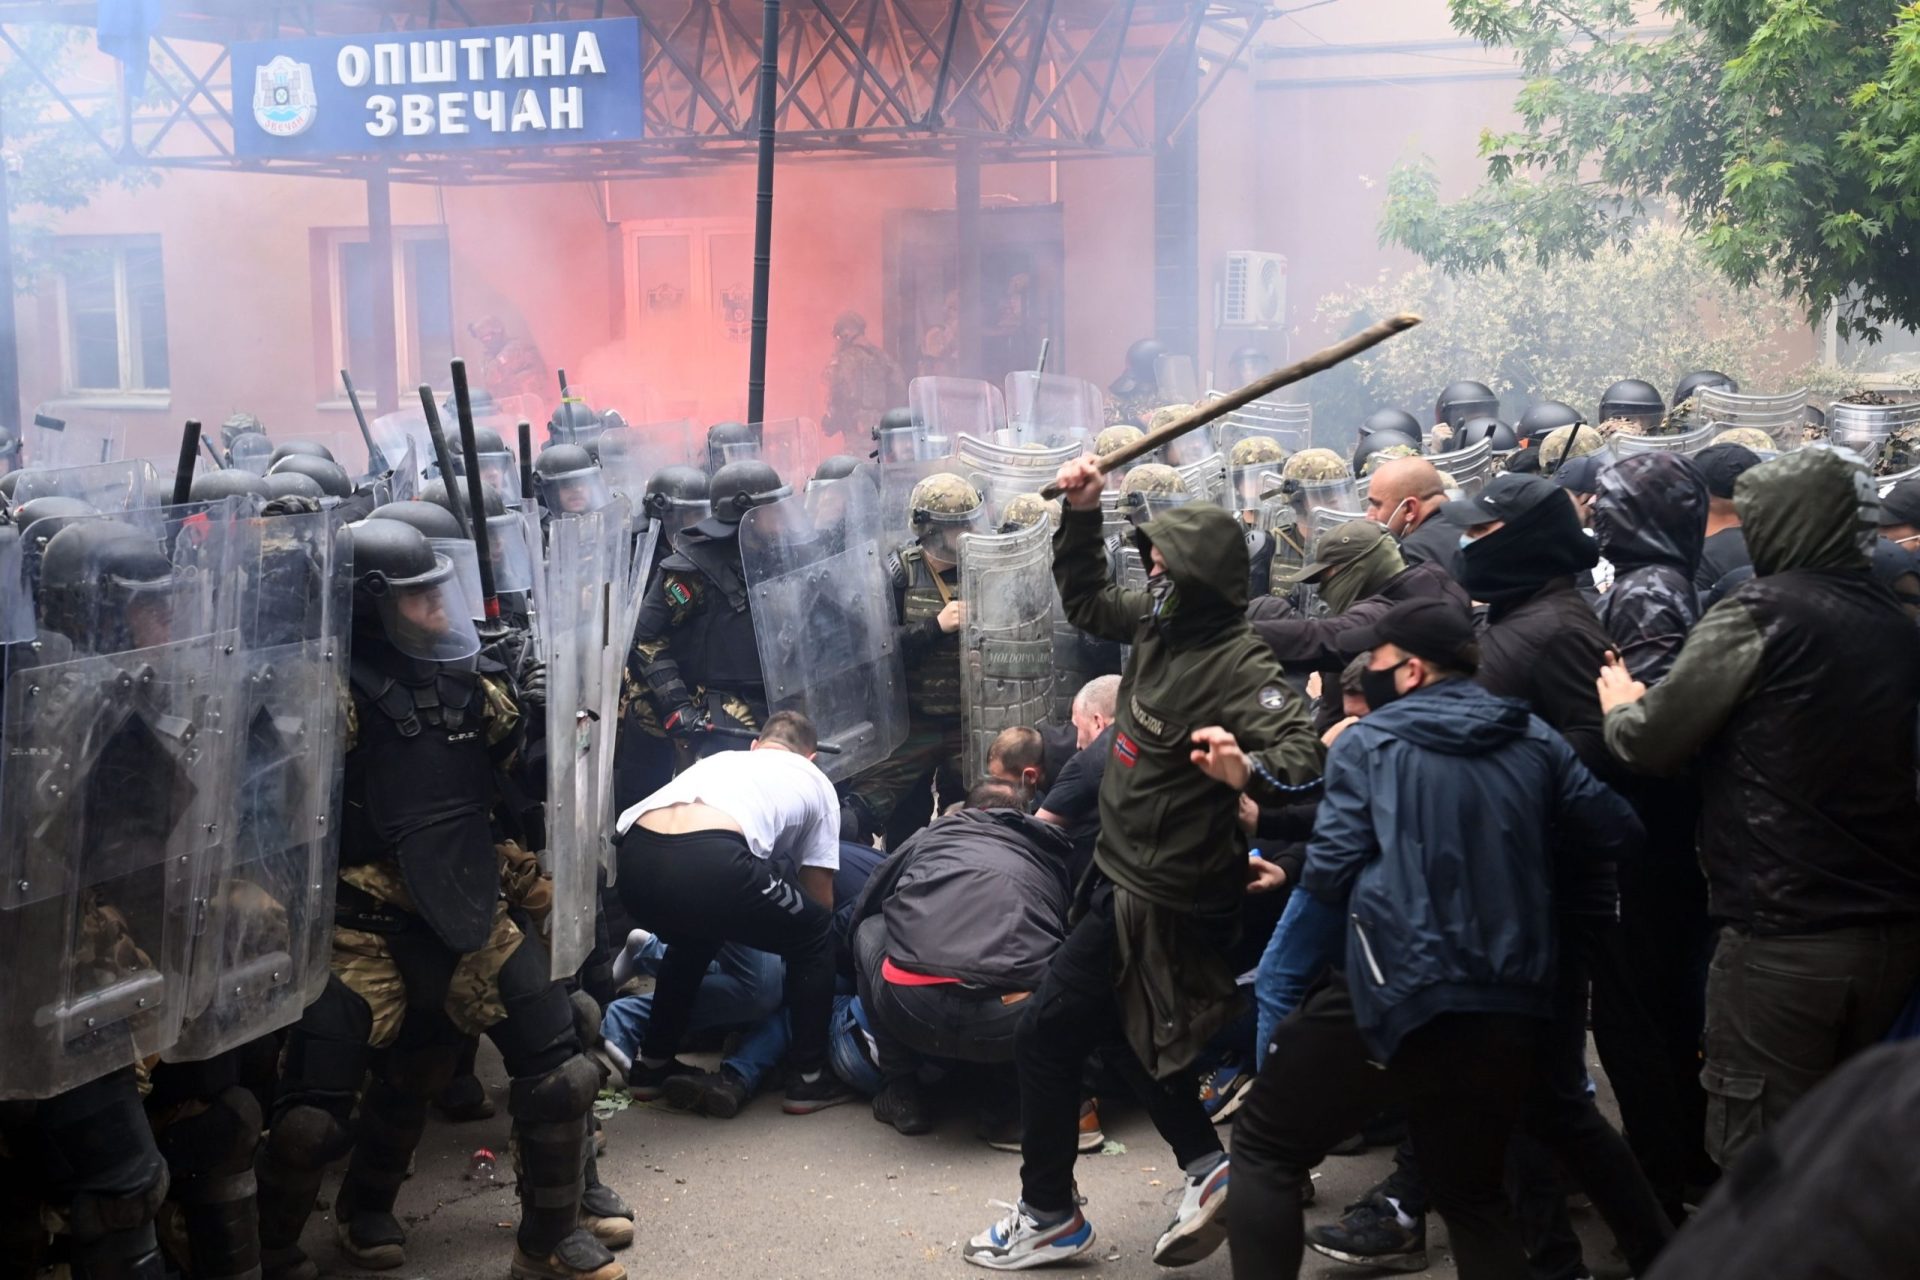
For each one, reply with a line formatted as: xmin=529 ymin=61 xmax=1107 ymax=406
xmin=342 ymin=369 xmax=389 ymax=474
xmin=1039 ymin=313 xmax=1423 ymax=501
xmin=701 ymin=723 xmax=844 ymax=755
xmin=450 ymin=358 xmax=501 ymax=624
xmin=170 ymin=419 xmax=201 ymax=507
xmin=418 ymin=385 xmax=471 ymax=539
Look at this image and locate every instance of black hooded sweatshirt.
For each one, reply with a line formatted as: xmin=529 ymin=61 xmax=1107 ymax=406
xmin=1593 ymin=452 xmax=1709 ymax=686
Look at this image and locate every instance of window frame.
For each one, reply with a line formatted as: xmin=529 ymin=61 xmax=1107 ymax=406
xmin=318 ymin=225 xmax=453 ymax=400
xmin=53 ymin=236 xmax=170 ymax=398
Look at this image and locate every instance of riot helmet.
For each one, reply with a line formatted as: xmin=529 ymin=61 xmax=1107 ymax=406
xmin=0 ymin=468 xmax=23 ymax=507
xmin=37 ymin=521 xmax=179 ymax=653
xmin=370 ymin=499 xmax=466 ymax=541
xmin=546 ymin=397 xmax=603 ymax=448
xmin=1435 ymin=380 xmax=1498 ymax=429
xmin=269 ymin=454 xmax=352 ymax=499
xmin=1094 ymin=424 xmax=1144 ymax=460
xmin=1121 ymin=339 xmax=1168 ymax=388
xmin=221 ymin=412 xmax=266 ymax=453
xmin=15 ymin=497 xmax=101 ymax=582
xmin=908 ymin=471 xmax=984 ymax=561
xmin=709 ymin=460 xmax=791 ymax=525
xmin=1225 ymin=346 xmax=1271 ymax=388
xmin=1360 ymin=408 xmax=1423 ymax=440
xmin=1538 ymin=422 xmax=1608 ymax=474
xmin=1228 ymin=435 xmax=1289 ymax=512
xmin=1119 ymin=462 xmax=1191 ymax=525
xmin=420 ymin=478 xmax=509 ymax=521
xmin=226 ymin=429 xmax=275 ymax=476
xmin=642 ymin=465 xmax=711 ymax=543
xmin=443 ymin=388 xmax=499 ymax=425
xmin=270 ymin=440 xmax=336 ymax=467
xmin=706 ymin=421 xmax=761 ymax=475
xmin=1453 ymin=415 xmax=1519 ymax=453
xmin=189 ymin=469 xmax=271 ymax=503
xmin=262 ymin=471 xmax=326 ymax=502
xmin=534 ymin=443 xmax=611 ymax=514
xmin=1674 ymin=370 xmax=1738 ymax=406
xmin=1517 ymin=400 xmax=1586 ymax=440
xmin=1598 ymin=378 xmax=1665 ymax=430
xmin=998 ymin=492 xmax=1059 ymax=533
xmin=809 ymin=455 xmax=863 ymax=490
xmin=348 ymin=517 xmax=480 ymax=664
xmin=1353 ymin=430 xmax=1423 ymax=476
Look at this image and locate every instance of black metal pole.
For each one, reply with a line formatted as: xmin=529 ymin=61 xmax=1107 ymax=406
xmin=517 ymin=419 xmax=535 ymax=504
xmin=451 ymin=359 xmax=499 ymax=622
xmin=745 ymin=0 xmax=782 ymax=426
xmin=342 ymin=368 xmax=387 ymax=472
xmin=418 ymin=383 xmax=471 ymax=538
xmin=0 ymin=102 xmax=21 ymax=434
xmin=170 ymin=420 xmax=201 ymax=506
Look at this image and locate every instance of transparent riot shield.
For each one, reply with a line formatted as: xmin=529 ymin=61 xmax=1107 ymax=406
xmin=1217 ymin=400 xmax=1312 ymax=455
xmin=171 ymin=509 xmax=350 ymax=1061
xmin=598 ymin=420 xmax=701 ymax=517
xmin=910 ymin=377 xmax=1007 ymax=446
xmin=1155 ymin=354 xmax=1201 ymax=406
xmin=1438 ymin=437 xmax=1496 ymax=498
xmin=10 ymin=460 xmax=159 ymax=513
xmin=1175 ymin=453 xmax=1230 ymax=510
xmin=1612 ymin=424 xmax=1719 ymax=458
xmin=387 ymin=440 xmax=422 ymax=502
xmin=1831 ymin=399 xmax=1920 ymax=472
xmin=540 ymin=502 xmax=629 ymax=979
xmin=0 ymin=516 xmax=233 ymax=1099
xmin=228 ymin=433 xmax=275 ymax=476
xmin=957 ymin=433 xmax=1076 ymax=527
xmin=959 ymin=520 xmax=1055 ymax=785
xmin=0 ymin=528 xmax=29 ymax=645
xmin=430 ymin=538 xmax=488 ymax=622
xmin=740 ymin=472 xmax=907 ymax=783
xmin=26 ymin=412 xmax=125 ymax=469
xmin=1005 ymin=372 xmax=1103 ymax=450
xmin=1695 ymin=386 xmax=1809 ymax=450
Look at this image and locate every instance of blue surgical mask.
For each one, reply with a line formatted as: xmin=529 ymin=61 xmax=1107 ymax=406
xmin=1458 ymin=533 xmax=1475 ymax=549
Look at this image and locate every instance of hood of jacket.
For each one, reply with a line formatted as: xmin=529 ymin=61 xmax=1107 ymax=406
xmin=1360 ymin=677 xmax=1533 ymax=755
xmin=1737 ymin=445 xmax=1877 ymax=577
xmin=1458 ymin=487 xmax=1599 ymax=608
xmin=1593 ymin=452 xmax=1708 ymax=575
xmin=1131 ymin=503 xmax=1249 ymax=641
xmin=1321 ymin=534 xmax=1407 ymax=615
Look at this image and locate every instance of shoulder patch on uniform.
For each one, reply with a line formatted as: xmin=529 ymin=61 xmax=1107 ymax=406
xmin=666 ymin=580 xmax=693 ymax=606
xmin=1258 ymin=685 xmax=1288 ymax=710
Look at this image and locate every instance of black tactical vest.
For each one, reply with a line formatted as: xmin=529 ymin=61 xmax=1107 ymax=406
xmin=663 ymin=527 xmax=764 ymax=694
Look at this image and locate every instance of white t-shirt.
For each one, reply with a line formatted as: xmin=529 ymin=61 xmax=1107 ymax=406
xmin=615 ymin=747 xmax=841 ymax=870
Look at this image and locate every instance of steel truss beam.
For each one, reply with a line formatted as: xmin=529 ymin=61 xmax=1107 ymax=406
xmin=0 ymin=0 xmax=1263 ymax=181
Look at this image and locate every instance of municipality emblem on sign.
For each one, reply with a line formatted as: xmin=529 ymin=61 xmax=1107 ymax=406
xmin=253 ymin=55 xmax=318 ymax=138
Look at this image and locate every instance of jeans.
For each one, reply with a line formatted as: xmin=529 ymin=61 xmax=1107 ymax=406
xmin=1701 ymin=919 xmax=1920 ymax=1169
xmin=1227 ymin=978 xmax=1537 ymax=1280
xmin=720 ymin=995 xmax=883 ymax=1095
xmin=852 ymin=914 xmax=1027 ymax=1081
xmin=1253 ymin=890 xmax=1343 ymax=1068
xmin=616 ymin=828 xmax=836 ymax=1074
xmin=1015 ymin=883 xmax=1220 ymax=1214
xmin=599 ymin=942 xmax=786 ymax=1064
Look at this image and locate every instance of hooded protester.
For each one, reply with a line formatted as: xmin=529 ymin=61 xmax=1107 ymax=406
xmin=1592 ymin=452 xmax=1709 ymax=686
xmin=1692 ymin=444 xmax=1763 ymax=598
xmin=1600 ymin=446 xmax=1920 ymax=1173
xmin=962 ymin=457 xmax=1322 ymax=1274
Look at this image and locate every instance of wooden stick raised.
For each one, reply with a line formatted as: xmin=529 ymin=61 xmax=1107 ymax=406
xmin=1040 ymin=311 xmax=1423 ymax=500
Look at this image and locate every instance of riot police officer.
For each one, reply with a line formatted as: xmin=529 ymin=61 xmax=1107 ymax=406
xmin=534 ymin=444 xmax=613 ymax=517
xmin=547 ymin=397 xmax=603 ymax=448
xmin=1108 ymin=338 xmax=1169 ymax=426
xmin=1435 ymin=379 xmax=1498 ymax=430
xmin=842 ymin=471 xmax=984 ymax=845
xmin=631 ymin=459 xmax=790 ymax=758
xmin=1230 ymin=436 xmax=1289 ymax=597
xmin=254 ymin=519 xmax=623 ymax=1280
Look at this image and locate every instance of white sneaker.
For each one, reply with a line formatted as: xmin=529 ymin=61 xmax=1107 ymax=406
xmin=963 ymin=1201 xmax=1096 ymax=1271
xmin=1152 ymin=1156 xmax=1230 ymax=1267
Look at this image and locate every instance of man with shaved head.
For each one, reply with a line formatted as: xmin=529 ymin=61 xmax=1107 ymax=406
xmin=1364 ymin=456 xmax=1457 ymax=573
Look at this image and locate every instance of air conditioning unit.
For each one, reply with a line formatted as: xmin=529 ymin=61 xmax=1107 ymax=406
xmin=1221 ymin=251 xmax=1288 ymax=329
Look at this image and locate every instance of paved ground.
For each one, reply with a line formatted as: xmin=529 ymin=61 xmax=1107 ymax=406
xmin=292 ymin=1041 xmax=1624 ymax=1279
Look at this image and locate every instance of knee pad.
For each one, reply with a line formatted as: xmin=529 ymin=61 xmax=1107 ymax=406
xmin=67 ymin=1164 xmax=168 ymax=1247
xmin=156 ymin=1087 xmax=263 ymax=1180
xmin=569 ymin=990 xmax=604 ymax=1052
xmin=507 ymin=1054 xmax=601 ymax=1124
xmin=264 ymin=1104 xmax=352 ymax=1174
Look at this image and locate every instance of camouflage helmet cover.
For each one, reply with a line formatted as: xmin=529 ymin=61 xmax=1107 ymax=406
xmin=909 ymin=471 xmax=984 ymax=523
xmin=1119 ymin=463 xmax=1187 ymax=497
xmin=1230 ymin=436 xmax=1288 ymax=468
xmin=1094 ymin=425 xmax=1145 ymax=457
xmin=1282 ymin=447 xmax=1352 ymax=483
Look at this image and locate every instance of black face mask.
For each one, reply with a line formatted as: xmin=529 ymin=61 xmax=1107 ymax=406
xmin=1359 ymin=660 xmax=1408 ymax=711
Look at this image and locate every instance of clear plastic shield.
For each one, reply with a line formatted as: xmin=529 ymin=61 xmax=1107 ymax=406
xmin=10 ymin=460 xmax=158 ymax=513
xmin=1217 ymin=400 xmax=1313 ymax=455
xmin=540 ymin=503 xmax=629 ymax=979
xmin=369 ymin=408 xmax=435 ymax=480
xmin=1005 ymin=372 xmax=1103 ymax=449
xmin=0 ymin=523 xmax=231 ymax=1098
xmin=0 ymin=529 xmax=29 ymax=645
xmin=957 ymin=433 xmax=1077 ymax=527
xmin=910 ymin=378 xmax=1007 ymax=448
xmin=1175 ymin=453 xmax=1230 ymax=510
xmin=959 ymin=521 xmax=1055 ymax=785
xmin=171 ymin=510 xmax=350 ymax=1061
xmin=740 ymin=472 xmax=907 ymax=783
xmin=1831 ymin=399 xmax=1920 ymax=471
xmin=228 ymin=433 xmax=275 ymax=476
xmin=1155 ymin=354 xmax=1201 ymax=406
xmin=1439 ymin=438 xmax=1496 ymax=498
xmin=1612 ymin=424 xmax=1719 ymax=458
xmin=26 ymin=413 xmax=125 ymax=469
xmin=1695 ymin=386 xmax=1810 ymax=450
xmin=430 ymin=538 xmax=487 ymax=622
xmin=387 ymin=439 xmax=422 ymax=503
xmin=598 ymin=420 xmax=701 ymax=520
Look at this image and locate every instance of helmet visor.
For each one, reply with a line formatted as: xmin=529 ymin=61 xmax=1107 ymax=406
xmin=540 ymin=467 xmax=611 ymax=514
xmin=478 ymin=451 xmax=522 ymax=506
xmin=228 ymin=433 xmax=274 ymax=475
xmin=430 ymin=538 xmax=487 ymax=622
xmin=487 ymin=512 xmax=538 ymax=595
xmin=374 ymin=552 xmax=481 ymax=662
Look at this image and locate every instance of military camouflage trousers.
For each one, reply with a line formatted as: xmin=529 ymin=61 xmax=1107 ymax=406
xmin=844 ymin=719 xmax=966 ymax=838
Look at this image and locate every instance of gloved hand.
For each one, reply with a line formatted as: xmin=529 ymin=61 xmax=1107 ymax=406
xmin=517 ymin=660 xmax=547 ymax=712
xmin=664 ymin=703 xmax=712 ymax=740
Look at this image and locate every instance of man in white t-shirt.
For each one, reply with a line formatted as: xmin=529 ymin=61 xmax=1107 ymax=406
xmin=612 ymin=711 xmax=853 ymax=1113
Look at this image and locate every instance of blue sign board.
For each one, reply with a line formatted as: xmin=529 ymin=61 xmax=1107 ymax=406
xmin=231 ymin=18 xmax=643 ymax=158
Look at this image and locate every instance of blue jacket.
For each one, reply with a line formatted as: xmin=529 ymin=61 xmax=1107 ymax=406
xmin=1299 ymin=678 xmax=1643 ymax=1060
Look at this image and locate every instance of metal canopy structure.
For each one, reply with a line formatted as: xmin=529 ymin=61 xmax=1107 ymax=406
xmin=0 ymin=0 xmax=1267 ymax=180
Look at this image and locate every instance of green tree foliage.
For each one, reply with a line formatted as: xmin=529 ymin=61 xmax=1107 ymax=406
xmin=1380 ymin=1 xmax=1920 ymax=343
xmin=1301 ymin=223 xmax=1803 ymax=433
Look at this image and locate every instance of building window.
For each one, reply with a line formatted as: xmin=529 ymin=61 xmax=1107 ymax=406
xmin=56 ymin=238 xmax=170 ymax=394
xmin=329 ymin=231 xmax=454 ymax=392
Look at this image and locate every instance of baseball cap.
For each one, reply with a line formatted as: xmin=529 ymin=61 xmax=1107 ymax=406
xmin=1275 ymin=519 xmax=1388 ymax=585
xmin=1439 ymin=472 xmax=1564 ymax=527
xmin=1693 ymin=443 xmax=1762 ymax=500
xmin=1880 ymin=477 xmax=1920 ymax=528
xmin=1336 ymin=596 xmax=1480 ymax=672
xmin=1550 ymin=454 xmax=1609 ymax=495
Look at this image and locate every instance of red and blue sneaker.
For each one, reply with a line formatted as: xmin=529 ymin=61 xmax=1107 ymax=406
xmin=1153 ymin=1155 xmax=1231 ymax=1267
xmin=963 ymin=1200 xmax=1096 ymax=1271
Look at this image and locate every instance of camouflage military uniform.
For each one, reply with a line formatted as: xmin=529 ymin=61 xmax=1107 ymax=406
xmin=823 ymin=336 xmax=906 ymax=450
xmin=630 ymin=532 xmax=766 ymax=756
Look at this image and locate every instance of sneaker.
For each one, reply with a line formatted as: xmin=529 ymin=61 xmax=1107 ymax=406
xmin=663 ymin=1068 xmax=752 ymax=1119
xmin=510 ymin=1229 xmax=627 ymax=1280
xmin=334 ymin=1210 xmax=406 ymax=1270
xmin=782 ymin=1070 xmax=856 ymax=1115
xmin=1076 ymin=1099 xmax=1105 ymax=1154
xmin=963 ymin=1200 xmax=1096 ymax=1271
xmin=1306 ymin=1197 xmax=1429 ymax=1273
xmin=1152 ymin=1156 xmax=1231 ymax=1267
xmin=1198 ymin=1062 xmax=1253 ymax=1125
xmin=872 ymin=1077 xmax=934 ymax=1135
xmin=625 ymin=1058 xmax=701 ymax=1102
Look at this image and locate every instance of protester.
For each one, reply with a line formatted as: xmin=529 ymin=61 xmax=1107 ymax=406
xmin=1362 ymin=456 xmax=1457 ymax=570
xmin=1692 ymin=443 xmax=1762 ymax=597
xmin=1599 ymin=445 xmax=1920 ymax=1170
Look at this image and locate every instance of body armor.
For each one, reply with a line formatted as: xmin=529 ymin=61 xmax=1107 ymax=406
xmin=896 ymin=545 xmax=962 ymax=720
